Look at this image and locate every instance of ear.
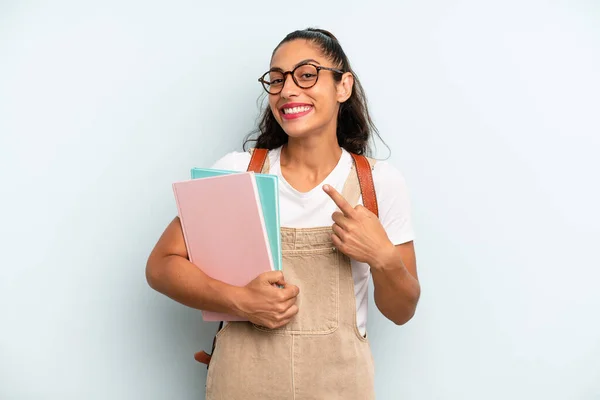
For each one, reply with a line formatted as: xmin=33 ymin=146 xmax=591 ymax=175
xmin=336 ymin=72 xmax=354 ymax=103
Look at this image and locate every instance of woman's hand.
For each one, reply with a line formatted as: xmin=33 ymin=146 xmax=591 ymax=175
xmin=323 ymin=184 xmax=396 ymax=270
xmin=236 ymin=271 xmax=300 ymax=329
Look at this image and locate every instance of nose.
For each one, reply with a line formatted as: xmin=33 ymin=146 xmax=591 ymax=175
xmin=280 ymin=72 xmax=299 ymax=98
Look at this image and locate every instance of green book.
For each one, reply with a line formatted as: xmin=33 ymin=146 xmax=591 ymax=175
xmin=190 ymin=168 xmax=282 ymax=271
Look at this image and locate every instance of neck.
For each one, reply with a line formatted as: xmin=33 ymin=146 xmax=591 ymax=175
xmin=281 ymin=134 xmax=342 ymax=173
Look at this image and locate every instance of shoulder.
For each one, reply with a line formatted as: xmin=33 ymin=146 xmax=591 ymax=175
xmin=210 ymin=146 xmax=282 ymax=172
xmin=369 ymin=158 xmax=415 ymax=244
xmin=210 ymin=150 xmax=252 ymax=172
xmin=371 ymin=159 xmax=409 ymax=192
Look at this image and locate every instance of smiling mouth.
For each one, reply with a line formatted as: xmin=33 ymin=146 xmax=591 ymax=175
xmin=282 ymin=105 xmax=312 ymax=115
xmin=280 ymin=105 xmax=313 ymax=120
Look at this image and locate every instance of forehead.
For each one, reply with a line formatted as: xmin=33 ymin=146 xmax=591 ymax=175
xmin=270 ymin=39 xmax=326 ymax=69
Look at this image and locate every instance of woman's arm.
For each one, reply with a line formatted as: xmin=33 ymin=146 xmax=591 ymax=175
xmin=146 ymin=217 xmax=299 ymax=328
xmin=369 ymin=241 xmax=420 ymax=325
xmin=146 ymin=217 xmax=243 ymax=313
xmin=324 ymin=184 xmax=420 ymax=325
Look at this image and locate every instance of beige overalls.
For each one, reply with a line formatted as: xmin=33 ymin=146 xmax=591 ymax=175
xmin=205 ymin=150 xmax=377 ymax=400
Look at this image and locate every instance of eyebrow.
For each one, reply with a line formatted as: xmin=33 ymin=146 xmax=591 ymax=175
xmin=270 ymin=59 xmax=321 ymax=71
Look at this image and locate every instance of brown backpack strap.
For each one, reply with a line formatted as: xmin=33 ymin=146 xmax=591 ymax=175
xmin=350 ymin=153 xmax=379 ymax=218
xmin=194 ymin=349 xmax=213 ymax=365
xmin=247 ymin=148 xmax=269 ymax=173
xmin=195 ymin=320 xmax=223 ymax=367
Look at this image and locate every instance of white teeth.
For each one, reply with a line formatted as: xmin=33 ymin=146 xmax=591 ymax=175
xmin=283 ymin=106 xmax=311 ymax=114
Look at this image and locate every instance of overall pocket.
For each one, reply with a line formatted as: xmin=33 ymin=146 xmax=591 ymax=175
xmin=253 ymin=248 xmax=340 ymax=335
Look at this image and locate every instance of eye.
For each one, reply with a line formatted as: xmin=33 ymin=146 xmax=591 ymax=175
xmin=294 ymin=64 xmax=319 ymax=82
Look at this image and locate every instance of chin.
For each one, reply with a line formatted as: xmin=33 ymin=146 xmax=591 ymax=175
xmin=282 ymin=126 xmax=313 ymax=139
xmin=280 ymin=118 xmax=330 ymax=140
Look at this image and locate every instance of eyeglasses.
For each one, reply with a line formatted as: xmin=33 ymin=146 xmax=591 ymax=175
xmin=258 ymin=63 xmax=344 ymax=95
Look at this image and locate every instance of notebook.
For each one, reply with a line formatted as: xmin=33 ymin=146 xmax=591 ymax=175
xmin=172 ymin=172 xmax=274 ymax=321
xmin=191 ymin=167 xmax=282 ymax=271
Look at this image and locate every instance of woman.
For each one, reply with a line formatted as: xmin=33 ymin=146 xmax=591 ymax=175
xmin=146 ymin=28 xmax=420 ymax=399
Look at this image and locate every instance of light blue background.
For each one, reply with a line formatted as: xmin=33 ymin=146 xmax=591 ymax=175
xmin=1 ymin=1 xmax=599 ymax=399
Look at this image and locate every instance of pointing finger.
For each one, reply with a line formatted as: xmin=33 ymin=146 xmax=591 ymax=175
xmin=323 ymin=185 xmax=354 ymax=216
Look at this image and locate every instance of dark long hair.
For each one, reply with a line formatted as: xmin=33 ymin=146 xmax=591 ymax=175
xmin=243 ymin=28 xmax=384 ymax=156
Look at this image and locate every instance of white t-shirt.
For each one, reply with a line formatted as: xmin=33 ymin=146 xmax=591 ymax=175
xmin=211 ymin=146 xmax=415 ymax=336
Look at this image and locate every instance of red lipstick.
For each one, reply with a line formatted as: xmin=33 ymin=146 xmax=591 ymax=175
xmin=280 ymin=103 xmax=313 ymax=120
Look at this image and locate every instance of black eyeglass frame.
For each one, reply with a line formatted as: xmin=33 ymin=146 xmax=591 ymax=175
xmin=258 ymin=63 xmax=345 ymax=94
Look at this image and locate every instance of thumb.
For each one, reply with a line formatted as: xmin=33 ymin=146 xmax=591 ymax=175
xmin=262 ymin=270 xmax=286 ymax=286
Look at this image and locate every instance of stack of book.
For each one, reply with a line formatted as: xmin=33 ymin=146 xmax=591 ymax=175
xmin=172 ymin=168 xmax=281 ymax=322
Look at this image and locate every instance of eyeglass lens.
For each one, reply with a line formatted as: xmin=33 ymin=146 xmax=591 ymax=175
xmin=262 ymin=64 xmax=319 ymax=93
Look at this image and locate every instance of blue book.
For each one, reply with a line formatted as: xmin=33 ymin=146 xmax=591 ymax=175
xmin=190 ymin=168 xmax=282 ymax=271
